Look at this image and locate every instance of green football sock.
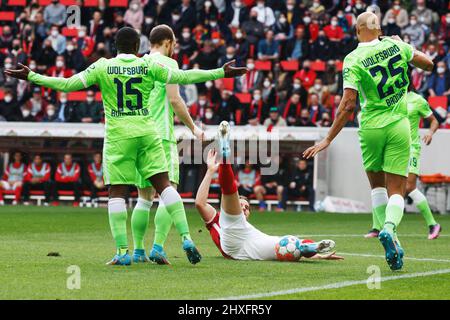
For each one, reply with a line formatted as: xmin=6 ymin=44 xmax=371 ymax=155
xmin=408 ymin=189 xmax=436 ymax=227
xmin=372 ymin=204 xmax=386 ymax=230
xmin=153 ymin=203 xmax=173 ymax=247
xmin=131 ymin=198 xmax=152 ymax=250
xmin=160 ymin=187 xmax=192 ymax=242
xmin=108 ymin=198 xmax=128 ymax=254
xmin=384 ymin=195 xmax=404 ymax=234
xmin=371 ymin=187 xmax=388 ymax=231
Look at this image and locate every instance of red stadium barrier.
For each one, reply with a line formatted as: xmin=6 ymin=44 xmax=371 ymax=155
xmin=110 ymin=0 xmax=129 ymax=7
xmin=7 ymin=0 xmax=27 ymax=6
xmin=311 ymin=60 xmax=326 ymax=72
xmin=38 ymin=0 xmax=51 ymax=5
xmin=67 ymin=91 xmax=102 ymax=101
xmin=335 ymin=60 xmax=343 ymax=71
xmin=62 ymin=27 xmax=79 ymax=37
xmin=60 ymin=0 xmax=77 ymax=5
xmin=254 ymin=60 xmax=272 ymax=71
xmin=428 ymin=96 xmax=448 ymax=110
xmin=84 ymin=0 xmax=100 ymax=7
xmin=0 ymin=89 xmax=4 ymax=100
xmin=0 ymin=11 xmax=15 ymax=21
xmin=222 ymin=78 xmax=234 ymax=91
xmin=280 ymin=60 xmax=299 ymax=71
xmin=235 ymin=93 xmax=251 ymax=104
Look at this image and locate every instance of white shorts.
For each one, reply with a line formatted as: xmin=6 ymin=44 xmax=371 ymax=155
xmin=219 ymin=208 xmax=280 ymax=261
xmin=0 ymin=181 xmax=22 ymax=190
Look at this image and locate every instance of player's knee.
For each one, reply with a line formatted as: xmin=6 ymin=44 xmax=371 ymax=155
xmin=138 ymin=187 xmax=155 ymax=201
xmin=108 ymin=185 xmax=128 ymax=199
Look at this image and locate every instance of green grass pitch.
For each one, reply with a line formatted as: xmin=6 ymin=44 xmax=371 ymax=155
xmin=1 ymin=205 xmax=449 ymax=300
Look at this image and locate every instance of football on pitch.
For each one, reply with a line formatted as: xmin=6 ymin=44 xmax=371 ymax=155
xmin=275 ymin=235 xmax=302 ymax=261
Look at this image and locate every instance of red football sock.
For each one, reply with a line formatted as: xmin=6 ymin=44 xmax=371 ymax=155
xmin=219 ymin=163 xmax=237 ymax=195
xmin=14 ymin=186 xmax=22 ymax=202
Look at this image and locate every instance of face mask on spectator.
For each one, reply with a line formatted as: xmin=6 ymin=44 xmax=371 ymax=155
xmin=182 ymin=32 xmax=190 ymax=39
xmin=287 ymin=4 xmax=294 ymax=10
xmin=410 ymin=19 xmax=417 ymax=25
xmin=47 ymin=109 xmax=55 ymax=117
xmin=205 ymin=81 xmax=213 ymax=89
xmin=312 ymin=2 xmax=319 ymax=8
xmin=145 ymin=17 xmax=153 ymax=24
xmin=4 ymin=95 xmax=12 ymax=103
xmin=22 ymin=109 xmax=31 ymax=117
xmin=172 ymin=15 xmax=180 ymax=21
xmin=78 ymin=30 xmax=86 ymax=38
xmin=29 ymin=63 xmax=37 ymax=70
xmin=257 ymin=2 xmax=264 ymax=9
xmin=331 ymin=20 xmax=338 ymax=26
xmin=66 ymin=44 xmax=74 ymax=51
xmin=235 ymin=32 xmax=243 ymax=39
xmin=280 ymin=17 xmax=287 ymax=24
xmin=314 ymin=84 xmax=322 ymax=91
xmin=56 ymin=60 xmax=64 ymax=68
xmin=210 ymin=21 xmax=217 ymax=28
xmin=205 ymin=1 xmax=212 ymax=7
xmin=205 ymin=111 xmax=213 ymax=119
xmin=293 ymin=83 xmax=301 ymax=89
xmin=253 ymin=94 xmax=261 ymax=101
xmin=437 ymin=67 xmax=445 ymax=74
xmin=446 ymin=17 xmax=450 ymax=24
xmin=393 ymin=4 xmax=400 ymax=10
xmin=235 ymin=1 xmax=242 ymax=8
xmin=51 ymin=29 xmax=59 ymax=37
xmin=87 ymin=96 xmax=94 ymax=103
xmin=158 ymin=0 xmax=165 ymax=5
xmin=303 ymin=17 xmax=311 ymax=24
xmin=247 ymin=63 xmax=254 ymax=70
xmin=60 ymin=97 xmax=67 ymax=103
xmin=212 ymin=38 xmax=219 ymax=44
xmin=263 ymin=80 xmax=270 ymax=88
xmin=355 ymin=3 xmax=362 ymax=9
xmin=226 ymin=53 xmax=234 ymax=59
xmin=131 ymin=3 xmax=139 ymax=10
xmin=4 ymin=63 xmax=12 ymax=69
xmin=199 ymin=99 xmax=206 ymax=106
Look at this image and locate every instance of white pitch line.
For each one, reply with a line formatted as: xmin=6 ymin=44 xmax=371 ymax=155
xmin=300 ymin=234 xmax=450 ymax=238
xmin=214 ymin=268 xmax=450 ymax=300
xmin=340 ymin=252 xmax=450 ymax=263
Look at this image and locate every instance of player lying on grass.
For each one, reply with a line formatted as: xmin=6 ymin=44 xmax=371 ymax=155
xmin=131 ymin=25 xmax=205 ymax=264
xmin=5 ymin=26 xmax=247 ymax=266
xmin=304 ymin=12 xmax=434 ymax=271
xmin=366 ymin=80 xmax=441 ymax=240
xmin=194 ymin=122 xmax=343 ymax=262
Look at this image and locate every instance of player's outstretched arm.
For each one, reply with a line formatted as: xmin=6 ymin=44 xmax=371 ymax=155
xmin=167 ymin=84 xmax=204 ymax=140
xmin=411 ymin=49 xmax=434 ymax=72
xmin=195 ymin=149 xmax=219 ymax=222
xmin=4 ymin=63 xmax=86 ymax=92
xmin=150 ymin=59 xmax=248 ymax=85
xmin=423 ymin=114 xmax=439 ymax=145
xmin=303 ymin=88 xmax=357 ymax=159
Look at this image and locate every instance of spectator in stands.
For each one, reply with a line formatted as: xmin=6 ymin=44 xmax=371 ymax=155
xmin=318 ymin=111 xmax=332 ymax=127
xmin=286 ymin=26 xmax=309 ymax=61
xmin=0 ymin=58 xmax=19 ymax=90
xmin=202 ymin=80 xmax=221 ymax=104
xmin=43 ymin=0 xmax=66 ymax=27
xmin=283 ymin=93 xmax=302 ymax=126
xmin=258 ymin=30 xmax=279 ymax=61
xmin=324 ymin=16 xmax=344 ymax=42
xmin=382 ymin=0 xmax=409 ymax=29
xmin=89 ymin=10 xmax=105 ymax=43
xmin=87 ymin=152 xmax=105 ymax=202
xmin=73 ymin=90 xmax=103 ymax=123
xmin=296 ymin=109 xmax=316 ymax=127
xmin=47 ymin=55 xmax=73 ymax=79
xmin=262 ymin=75 xmax=277 ymax=107
xmin=384 ymin=12 xmax=402 ymax=36
xmin=24 ymin=87 xmax=47 ymax=122
xmin=237 ymin=162 xmax=260 ymax=198
xmin=225 ymin=0 xmax=249 ymax=28
xmin=285 ymin=0 xmax=302 ymax=27
xmin=236 ymin=58 xmax=263 ymax=93
xmin=35 ymin=39 xmax=58 ymax=69
xmin=308 ymin=93 xmax=327 ymax=125
xmin=309 ymin=0 xmax=325 ymax=20
xmin=246 ymin=89 xmax=267 ymax=125
xmin=308 ymin=79 xmax=330 ymax=106
xmin=0 ymin=152 xmax=25 ymax=206
xmin=64 ymin=40 xmax=86 ymax=72
xmin=22 ymin=154 xmax=52 ymax=205
xmin=45 ymin=25 xmax=66 ymax=55
xmin=411 ymin=0 xmax=433 ymax=28
xmin=253 ymin=0 xmax=275 ymax=27
xmin=351 ymin=0 xmax=366 ymax=16
xmin=254 ymin=156 xmax=288 ymax=212
xmin=124 ymin=0 xmax=144 ymax=30
xmin=54 ymin=153 xmax=81 ymax=206
xmin=201 ymin=106 xmax=220 ymax=125
xmin=273 ymin=12 xmax=294 ymax=57
xmin=195 ymin=40 xmax=219 ymax=70
xmin=217 ymin=90 xmax=239 ymax=123
xmin=219 ymin=46 xmax=237 ymax=67
xmin=42 ymin=104 xmax=59 ymax=122
xmin=0 ymin=25 xmax=13 ymax=49
xmin=76 ymin=26 xmax=95 ymax=58
xmin=427 ymin=61 xmax=450 ymax=99
xmin=179 ymin=0 xmax=197 ymax=29
xmin=263 ymin=107 xmax=287 ymax=130
xmin=0 ymin=89 xmax=22 ymax=122
xmin=241 ymin=7 xmax=265 ymax=46
xmin=8 ymin=39 xmax=28 ymax=66
xmin=402 ymin=15 xmax=425 ymax=48
xmin=294 ymin=60 xmax=317 ymax=91
xmin=310 ymin=29 xmax=331 ymax=60
xmin=231 ymin=29 xmax=250 ymax=63
xmin=283 ymin=159 xmax=315 ymax=212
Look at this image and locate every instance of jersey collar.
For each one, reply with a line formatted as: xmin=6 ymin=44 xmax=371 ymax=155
xmin=116 ymin=53 xmax=137 ymax=60
xmin=358 ymin=38 xmax=380 ymax=47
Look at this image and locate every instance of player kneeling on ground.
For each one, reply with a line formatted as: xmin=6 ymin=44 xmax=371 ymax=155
xmin=195 ymin=122 xmax=343 ymax=262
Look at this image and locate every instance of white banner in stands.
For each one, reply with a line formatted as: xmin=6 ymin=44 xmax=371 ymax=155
xmin=322 ymin=196 xmax=369 ymax=213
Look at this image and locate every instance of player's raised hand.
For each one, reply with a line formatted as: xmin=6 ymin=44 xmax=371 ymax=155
xmin=193 ymin=125 xmax=205 ymax=141
xmin=302 ymin=138 xmax=331 ymax=159
xmin=4 ymin=63 xmax=31 ymax=80
xmin=206 ymin=149 xmax=219 ymax=172
xmin=222 ymin=60 xmax=248 ymax=78
xmin=422 ymin=133 xmax=433 ymax=145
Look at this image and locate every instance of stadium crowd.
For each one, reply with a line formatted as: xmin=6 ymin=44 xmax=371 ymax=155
xmin=0 ymin=0 xmax=449 ymax=128
xmin=0 ymin=150 xmax=315 ymax=211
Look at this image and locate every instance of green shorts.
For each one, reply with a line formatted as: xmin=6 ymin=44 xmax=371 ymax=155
xmin=103 ymin=134 xmax=168 ymax=186
xmin=359 ymin=117 xmax=411 ymax=177
xmin=135 ymin=140 xmax=179 ymax=189
xmin=409 ymin=146 xmax=421 ymax=176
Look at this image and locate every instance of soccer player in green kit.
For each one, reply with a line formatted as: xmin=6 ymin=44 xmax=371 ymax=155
xmin=366 ymin=83 xmax=441 ymax=240
xmin=303 ymin=12 xmax=434 ymax=271
xmin=5 ymin=27 xmax=247 ymax=266
xmin=131 ymin=25 xmax=206 ymax=264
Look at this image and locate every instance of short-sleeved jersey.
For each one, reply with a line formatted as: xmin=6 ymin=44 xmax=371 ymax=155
xmin=143 ymin=52 xmax=178 ymax=142
xmin=407 ymin=91 xmax=433 ymax=150
xmin=343 ymin=38 xmax=414 ymax=129
xmin=80 ymin=54 xmax=159 ymax=142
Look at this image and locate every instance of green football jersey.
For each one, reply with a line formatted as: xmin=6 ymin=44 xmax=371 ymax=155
xmin=407 ymin=91 xmax=433 ymax=150
xmin=343 ymin=38 xmax=414 ymax=129
xmin=143 ymin=52 xmax=178 ymax=142
xmin=27 ymin=54 xmax=225 ymax=142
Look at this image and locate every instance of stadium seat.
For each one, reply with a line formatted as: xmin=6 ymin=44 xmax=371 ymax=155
xmin=0 ymin=26 xmax=2 ymax=36
xmin=110 ymin=0 xmax=129 ymax=7
xmin=222 ymin=78 xmax=234 ymax=91
xmin=179 ymin=192 xmax=193 ymax=198
xmin=335 ymin=60 xmax=343 ymax=71
xmin=38 ymin=0 xmax=51 ymax=5
xmin=0 ymin=89 xmax=4 ymax=100
xmin=254 ymin=60 xmax=272 ymax=71
xmin=62 ymin=27 xmax=79 ymax=37
xmin=67 ymin=91 xmax=102 ymax=101
xmin=280 ymin=60 xmax=299 ymax=71
xmin=428 ymin=96 xmax=448 ymax=110
xmin=60 ymin=0 xmax=77 ymax=5
xmin=235 ymin=93 xmax=251 ymax=104
xmin=420 ymin=173 xmax=446 ymax=184
xmin=0 ymin=11 xmax=15 ymax=21
xmin=311 ymin=60 xmax=326 ymax=72
xmin=84 ymin=0 xmax=100 ymax=6
xmin=7 ymin=0 xmax=27 ymax=6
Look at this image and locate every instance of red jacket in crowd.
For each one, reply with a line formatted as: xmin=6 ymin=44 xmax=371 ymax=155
xmin=24 ymin=162 xmax=51 ymax=183
xmin=88 ymin=162 xmax=103 ymax=183
xmin=2 ymin=162 xmax=26 ymax=182
xmin=55 ymin=162 xmax=80 ymax=183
